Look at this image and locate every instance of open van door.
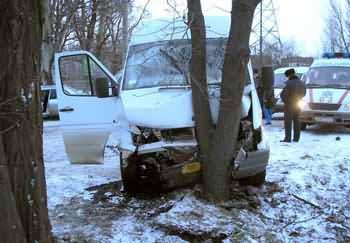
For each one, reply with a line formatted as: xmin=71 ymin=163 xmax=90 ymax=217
xmin=54 ymin=51 xmax=130 ymax=163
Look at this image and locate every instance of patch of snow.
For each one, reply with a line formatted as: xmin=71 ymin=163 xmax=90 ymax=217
xmin=44 ymin=123 xmax=120 ymax=210
xmin=44 ymin=120 xmax=350 ymax=242
xmin=156 ymin=193 xmax=239 ymax=238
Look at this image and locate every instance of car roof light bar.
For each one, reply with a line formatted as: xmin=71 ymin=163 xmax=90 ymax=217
xmin=322 ymin=52 xmax=350 ymax=58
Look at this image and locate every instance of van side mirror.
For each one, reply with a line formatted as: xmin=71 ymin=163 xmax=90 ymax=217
xmin=95 ymin=77 xmax=110 ymax=98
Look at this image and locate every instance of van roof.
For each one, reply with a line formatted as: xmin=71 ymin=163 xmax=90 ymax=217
xmin=131 ymin=16 xmax=231 ymax=45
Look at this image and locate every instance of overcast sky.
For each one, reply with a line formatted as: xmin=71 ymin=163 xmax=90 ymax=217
xmin=135 ymin=0 xmax=331 ymax=57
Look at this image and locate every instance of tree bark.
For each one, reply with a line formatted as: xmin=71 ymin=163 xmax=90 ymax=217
xmin=187 ymin=0 xmax=214 ymax=195
xmin=0 ymin=0 xmax=53 ymax=242
xmin=188 ymin=0 xmax=261 ymax=201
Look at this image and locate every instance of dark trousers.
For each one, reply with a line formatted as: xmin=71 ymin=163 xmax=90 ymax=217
xmin=284 ymin=106 xmax=301 ymax=142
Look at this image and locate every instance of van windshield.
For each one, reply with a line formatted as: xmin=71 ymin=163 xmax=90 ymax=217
xmin=303 ymin=67 xmax=350 ymax=88
xmin=123 ymin=39 xmax=251 ymax=90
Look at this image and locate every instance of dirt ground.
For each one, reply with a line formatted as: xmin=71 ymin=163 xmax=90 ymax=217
xmin=44 ymin=120 xmax=350 ymax=242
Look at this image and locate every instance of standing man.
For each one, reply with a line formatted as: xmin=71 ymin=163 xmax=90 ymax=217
xmin=280 ymin=68 xmax=306 ymax=142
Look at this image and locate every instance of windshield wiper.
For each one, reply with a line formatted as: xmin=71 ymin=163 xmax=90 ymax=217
xmin=159 ymin=85 xmax=190 ymax=90
xmin=307 ymin=83 xmax=349 ymax=89
xmin=306 ymin=84 xmax=323 ymax=88
xmin=325 ymin=84 xmax=349 ymax=89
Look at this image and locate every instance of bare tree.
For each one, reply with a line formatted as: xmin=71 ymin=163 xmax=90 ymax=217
xmin=0 ymin=0 xmax=53 ymax=242
xmin=262 ymin=38 xmax=299 ymax=67
xmin=324 ymin=0 xmax=350 ymax=52
xmin=41 ymin=0 xmax=83 ymax=83
xmin=188 ymin=0 xmax=261 ymax=200
xmin=44 ymin=0 xmax=150 ymax=77
xmin=280 ymin=39 xmax=299 ymax=57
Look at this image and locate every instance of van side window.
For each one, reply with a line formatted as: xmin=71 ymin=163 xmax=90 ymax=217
xmin=59 ymin=55 xmax=115 ymax=96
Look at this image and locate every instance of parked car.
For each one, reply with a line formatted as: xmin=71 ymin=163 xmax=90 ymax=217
xmin=53 ymin=18 xmax=269 ymax=192
xmin=299 ymin=53 xmax=350 ymax=130
xmin=41 ymin=84 xmax=59 ymax=118
xmin=273 ymin=66 xmax=309 ymax=112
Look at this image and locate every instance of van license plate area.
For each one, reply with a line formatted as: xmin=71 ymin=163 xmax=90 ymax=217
xmin=315 ymin=116 xmax=334 ymax=123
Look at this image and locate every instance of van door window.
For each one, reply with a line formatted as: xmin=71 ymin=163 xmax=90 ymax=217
xmin=59 ymin=55 xmax=116 ymax=96
xmin=89 ymin=58 xmax=118 ymax=96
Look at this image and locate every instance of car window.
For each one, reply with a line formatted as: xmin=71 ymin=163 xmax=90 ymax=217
xmin=41 ymin=90 xmax=49 ymax=112
xmin=60 ymin=55 xmax=92 ymax=95
xmin=49 ymin=89 xmax=57 ymax=99
xmin=59 ymin=55 xmax=116 ymax=96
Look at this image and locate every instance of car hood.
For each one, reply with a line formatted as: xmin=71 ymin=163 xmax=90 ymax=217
xmin=121 ymin=86 xmax=253 ymax=129
xmin=121 ymin=87 xmax=195 ymax=129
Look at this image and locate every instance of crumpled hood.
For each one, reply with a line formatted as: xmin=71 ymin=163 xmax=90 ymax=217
xmin=121 ymin=87 xmax=195 ymax=129
xmin=121 ymin=85 xmax=255 ymax=129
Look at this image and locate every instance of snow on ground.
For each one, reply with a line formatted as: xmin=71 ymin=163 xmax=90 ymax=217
xmin=44 ymin=120 xmax=350 ymax=242
xmin=44 ymin=121 xmax=120 ymax=210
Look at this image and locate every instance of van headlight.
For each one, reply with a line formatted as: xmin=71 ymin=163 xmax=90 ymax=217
xmin=298 ymin=100 xmax=306 ymax=109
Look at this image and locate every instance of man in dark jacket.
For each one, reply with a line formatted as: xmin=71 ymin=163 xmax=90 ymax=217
xmin=280 ymin=68 xmax=306 ymax=142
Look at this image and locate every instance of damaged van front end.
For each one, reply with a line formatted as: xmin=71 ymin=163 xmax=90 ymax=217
xmin=117 ymin=39 xmax=269 ymax=191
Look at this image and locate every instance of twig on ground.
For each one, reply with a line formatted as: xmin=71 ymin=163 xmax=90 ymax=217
xmin=292 ymin=194 xmax=322 ymax=210
xmin=283 ymin=213 xmax=322 ymax=229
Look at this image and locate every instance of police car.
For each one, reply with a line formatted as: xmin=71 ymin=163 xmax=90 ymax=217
xmin=273 ymin=66 xmax=309 ymax=112
xmin=299 ymin=53 xmax=350 ymax=129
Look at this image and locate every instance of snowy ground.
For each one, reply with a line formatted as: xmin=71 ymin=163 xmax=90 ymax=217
xmin=44 ymin=120 xmax=350 ymax=242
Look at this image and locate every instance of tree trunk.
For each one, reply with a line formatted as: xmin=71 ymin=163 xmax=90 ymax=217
xmin=86 ymin=0 xmax=98 ymax=51
xmin=188 ymin=0 xmax=261 ymax=201
xmin=187 ymin=0 xmax=214 ymax=195
xmin=0 ymin=0 xmax=53 ymax=242
xmin=42 ymin=0 xmax=54 ymax=84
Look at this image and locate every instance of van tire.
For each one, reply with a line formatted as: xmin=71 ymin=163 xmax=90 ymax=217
xmin=301 ymin=123 xmax=307 ymax=131
xmin=239 ymin=170 xmax=266 ymax=187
